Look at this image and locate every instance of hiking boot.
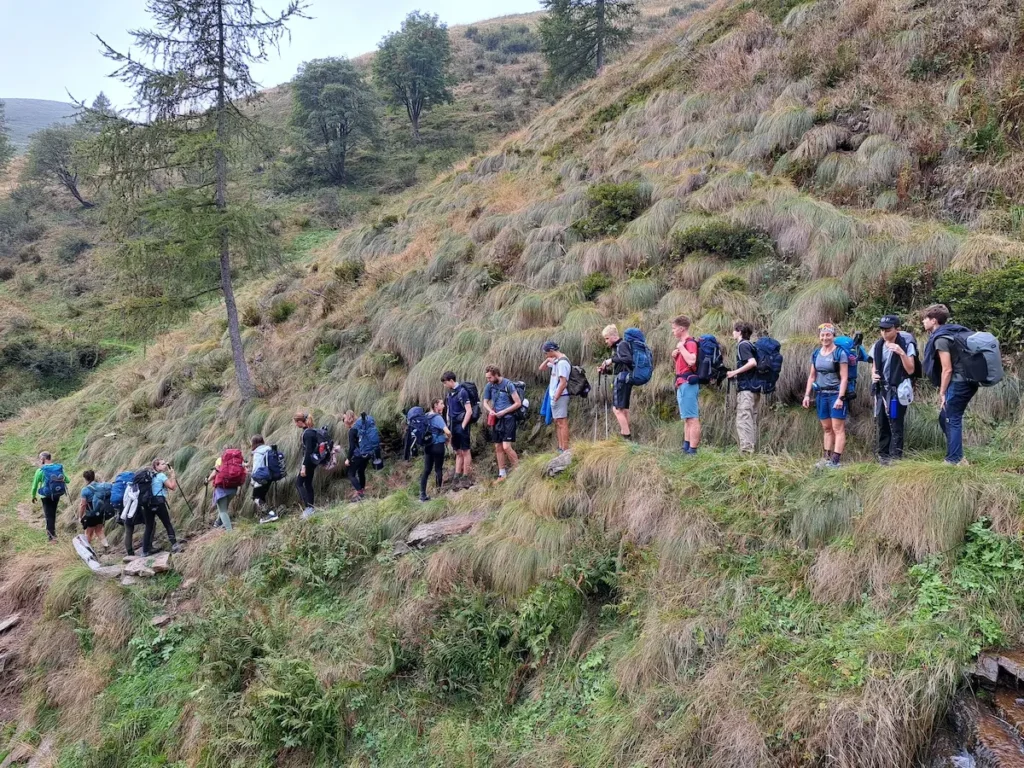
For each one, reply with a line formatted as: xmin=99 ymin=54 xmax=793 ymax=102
xmin=259 ymin=510 xmax=280 ymax=524
xmin=814 ymin=458 xmax=832 ymax=469
xmin=825 ymin=460 xmax=841 ymax=469
xmin=301 ymin=506 xmax=316 ymax=520
xmin=171 ymin=543 xmax=184 ymax=554
xmin=878 ymin=456 xmax=892 ymax=466
xmin=212 ymin=517 xmax=223 ymax=528
xmin=419 ymin=495 xmax=431 ymax=503
xmin=350 ymin=493 xmax=365 ymax=504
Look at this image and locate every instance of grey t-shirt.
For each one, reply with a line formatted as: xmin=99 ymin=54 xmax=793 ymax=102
xmin=934 ymin=336 xmax=966 ymax=382
xmin=813 ymin=347 xmax=845 ymax=391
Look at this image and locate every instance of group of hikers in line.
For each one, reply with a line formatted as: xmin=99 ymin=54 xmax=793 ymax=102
xmin=30 ymin=302 xmax=1002 ymax=551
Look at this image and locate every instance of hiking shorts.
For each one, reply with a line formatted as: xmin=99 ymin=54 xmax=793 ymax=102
xmin=613 ymin=372 xmax=633 ymax=410
xmin=81 ymin=512 xmax=104 ymax=529
xmin=491 ymin=416 xmax=517 ymax=444
xmin=676 ymin=382 xmax=699 ymax=419
xmin=816 ymin=391 xmax=848 ymax=421
xmin=451 ymin=424 xmax=472 ymax=451
xmin=550 ymin=395 xmax=569 ymax=420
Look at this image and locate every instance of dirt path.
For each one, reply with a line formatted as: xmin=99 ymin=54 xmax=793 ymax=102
xmin=14 ymin=503 xmax=43 ymax=531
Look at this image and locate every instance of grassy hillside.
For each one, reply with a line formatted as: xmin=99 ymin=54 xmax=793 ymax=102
xmin=3 ymin=0 xmax=1024 ymax=763
xmin=1 ymin=99 xmax=77 ymax=150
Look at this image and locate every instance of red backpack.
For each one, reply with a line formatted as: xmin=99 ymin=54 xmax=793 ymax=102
xmin=214 ymin=449 xmax=247 ymax=489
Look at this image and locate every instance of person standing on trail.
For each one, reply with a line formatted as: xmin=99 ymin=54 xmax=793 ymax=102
xmin=599 ymin=325 xmax=635 ymax=441
xmin=79 ymin=470 xmax=110 ymax=551
xmin=341 ymin=410 xmax=369 ymax=502
xmin=539 ymin=341 xmax=572 ymax=453
xmin=420 ymin=398 xmax=451 ymax=502
xmin=144 ymin=458 xmax=182 ymax=555
xmin=726 ymin=322 xmax=759 ymax=455
xmin=294 ymin=411 xmax=320 ymax=518
xmin=442 ymin=372 xmax=475 ymax=488
xmin=869 ymin=315 xmax=918 ymax=465
xmin=31 ymin=451 xmax=67 ymax=543
xmin=671 ymin=316 xmax=700 ymax=455
xmin=802 ymin=323 xmax=849 ymax=469
xmin=483 ymin=365 xmax=521 ymax=481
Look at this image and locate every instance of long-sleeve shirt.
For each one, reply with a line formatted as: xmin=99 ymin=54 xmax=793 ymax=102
xmin=31 ymin=467 xmax=67 ymax=500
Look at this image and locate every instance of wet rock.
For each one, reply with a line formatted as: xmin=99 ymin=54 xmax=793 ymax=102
xmin=951 ymin=691 xmax=1024 ymax=768
xmin=405 ymin=510 xmax=487 ymax=549
xmin=995 ymin=690 xmax=1024 ymax=738
xmin=545 ymin=451 xmax=573 ymax=477
xmin=996 ymin=651 xmax=1024 ymax=683
xmin=0 ymin=614 xmax=20 ymax=635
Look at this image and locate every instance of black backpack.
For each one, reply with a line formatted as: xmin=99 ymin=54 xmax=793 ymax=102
xmin=460 ymin=383 xmax=482 ymax=424
xmin=308 ymin=426 xmax=334 ymax=466
xmin=752 ymin=335 xmax=784 ymax=394
xmin=512 ymin=380 xmax=529 ymax=423
xmin=268 ymin=445 xmax=286 ymax=481
xmin=566 ymin=365 xmax=591 ymax=397
xmin=696 ymin=335 xmax=728 ymax=386
xmin=132 ymin=468 xmax=156 ymax=512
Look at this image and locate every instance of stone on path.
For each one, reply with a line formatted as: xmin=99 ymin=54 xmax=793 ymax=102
xmin=404 ymin=510 xmax=487 ymax=550
xmin=545 ymin=450 xmax=573 ymax=477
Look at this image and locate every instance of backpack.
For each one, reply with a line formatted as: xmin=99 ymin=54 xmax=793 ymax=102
xmin=930 ymin=327 xmax=1004 ymax=387
xmin=624 ymin=328 xmax=653 ymax=386
xmin=132 ymin=468 xmax=156 ymax=512
xmin=566 ymin=365 xmax=591 ymax=397
xmin=40 ymin=464 xmax=67 ymax=500
xmin=121 ymin=483 xmax=140 ymax=523
xmin=873 ymin=332 xmax=922 ymax=383
xmin=512 ymin=380 xmax=529 ymax=423
xmin=833 ymin=336 xmax=867 ymax=400
xmin=110 ymin=470 xmax=135 ymax=507
xmin=752 ymin=335 xmax=783 ymax=394
xmin=460 ymin=383 xmax=482 ymax=424
xmin=214 ymin=449 xmax=247 ymax=489
xmin=308 ymin=427 xmax=334 ymax=466
xmin=89 ymin=482 xmax=115 ymax=521
xmin=267 ymin=445 xmax=286 ymax=481
xmin=354 ymin=414 xmax=382 ymax=458
xmin=696 ymin=335 xmax=728 ymax=386
xmin=406 ymin=406 xmax=432 ymax=452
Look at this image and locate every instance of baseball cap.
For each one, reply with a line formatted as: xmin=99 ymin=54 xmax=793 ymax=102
xmin=542 ymin=341 xmax=560 ymax=352
xmin=879 ymin=314 xmax=900 ymax=329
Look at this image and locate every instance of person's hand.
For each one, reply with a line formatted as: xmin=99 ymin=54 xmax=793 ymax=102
xmin=726 ymin=369 xmax=737 ymax=379
xmin=344 ymin=459 xmax=350 ymax=467
xmin=834 ymin=397 xmax=844 ymax=410
xmin=300 ymin=465 xmax=307 ymax=478
xmin=31 ymin=497 xmax=36 ymax=505
xmin=802 ymin=395 xmax=811 ymax=409
xmin=671 ymin=348 xmax=680 ymax=360
xmin=938 ymin=393 xmax=947 ymax=412
xmin=885 ymin=342 xmax=904 ymax=356
xmin=872 ymin=370 xmax=881 ymax=382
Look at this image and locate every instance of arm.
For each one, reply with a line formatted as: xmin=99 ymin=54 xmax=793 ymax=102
xmin=461 ymin=393 xmax=472 ymax=429
xmin=164 ymin=472 xmax=178 ymax=492
xmin=483 ymin=397 xmax=495 ymax=416
xmin=680 ymin=341 xmax=696 ymax=368
xmin=900 ymin=350 xmax=916 ymax=376
xmin=938 ymin=350 xmax=953 ymax=402
xmin=728 ymin=353 xmax=757 ymax=378
xmin=803 ymin=363 xmax=815 ymax=407
xmin=79 ymin=495 xmax=88 ymax=519
xmin=554 ymin=376 xmax=568 ymax=400
xmin=837 ymin=360 xmax=849 ymax=401
xmin=206 ymin=469 xmax=217 ymax=485
xmin=31 ymin=469 xmax=43 ymax=501
xmin=505 ymin=388 xmax=523 ymax=416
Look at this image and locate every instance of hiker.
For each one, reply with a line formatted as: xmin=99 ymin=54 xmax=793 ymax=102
xmin=342 ymin=410 xmax=381 ymax=502
xmin=206 ymin=446 xmax=246 ymax=531
xmin=143 ymin=458 xmax=181 ymax=555
xmin=726 ymin=322 xmax=759 ymax=454
xmin=251 ymin=435 xmax=284 ymax=523
xmin=442 ymin=372 xmax=474 ymax=487
xmin=671 ymin=316 xmax=701 ymax=455
xmin=599 ymin=325 xmax=635 ymax=440
xmin=539 ymin=341 xmax=572 ymax=452
xmin=802 ymin=324 xmax=849 ymax=468
xmin=295 ymin=410 xmax=319 ymax=518
xmin=31 ymin=452 xmax=67 ymax=543
xmin=921 ymin=304 xmax=992 ymax=466
xmin=79 ymin=470 xmax=110 ymax=551
xmin=869 ymin=315 xmax=917 ymax=464
xmin=483 ymin=365 xmax=522 ymax=481
xmin=420 ymin=398 xmax=452 ymax=502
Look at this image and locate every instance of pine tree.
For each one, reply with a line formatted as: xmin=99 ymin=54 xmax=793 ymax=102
xmin=539 ymin=0 xmax=637 ymax=85
xmin=97 ymin=0 xmax=306 ymax=400
xmin=0 ymin=101 xmax=13 ymax=174
xmin=373 ymin=12 xmax=453 ymax=143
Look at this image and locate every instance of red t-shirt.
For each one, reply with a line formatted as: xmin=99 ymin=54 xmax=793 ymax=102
xmin=674 ymin=337 xmax=698 ymax=385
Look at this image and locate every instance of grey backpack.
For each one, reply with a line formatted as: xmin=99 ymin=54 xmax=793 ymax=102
xmin=955 ymin=330 xmax=1004 ymax=387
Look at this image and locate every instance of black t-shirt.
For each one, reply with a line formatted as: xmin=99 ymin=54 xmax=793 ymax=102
xmin=736 ymin=340 xmax=757 ymax=388
xmin=301 ymin=427 xmax=319 ymax=466
xmin=347 ymin=426 xmax=359 ymax=460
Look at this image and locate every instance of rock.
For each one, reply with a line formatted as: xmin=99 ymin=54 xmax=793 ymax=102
xmin=405 ymin=510 xmax=487 ymax=549
xmin=997 ymin=651 xmax=1024 ymax=682
xmin=151 ymin=615 xmax=172 ymax=628
xmin=976 ymin=653 xmax=1001 ymax=683
xmin=123 ymin=555 xmax=138 ymax=563
xmin=545 ymin=450 xmax=573 ymax=477
xmin=123 ymin=559 xmax=156 ymax=578
xmin=120 ymin=576 xmax=140 ymax=586
xmin=0 ymin=614 xmax=20 ymax=635
xmin=150 ymin=552 xmax=172 ymax=573
xmin=95 ymin=565 xmax=123 ymax=580
xmin=392 ymin=540 xmax=413 ymax=556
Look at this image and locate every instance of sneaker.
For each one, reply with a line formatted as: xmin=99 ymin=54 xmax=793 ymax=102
xmin=212 ymin=517 xmax=223 ymax=528
xmin=814 ymin=458 xmax=832 ymax=469
xmin=301 ymin=506 xmax=316 ymax=520
xmin=259 ymin=510 xmax=280 ymax=524
xmin=825 ymin=460 xmax=841 ymax=469
xmin=419 ymin=495 xmax=431 ymax=503
xmin=878 ymin=457 xmax=892 ymax=467
xmin=495 ymin=475 xmax=507 ymax=483
xmin=171 ymin=543 xmax=184 ymax=554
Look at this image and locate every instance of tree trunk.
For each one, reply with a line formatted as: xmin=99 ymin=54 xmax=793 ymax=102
xmin=215 ymin=0 xmax=257 ymax=400
xmin=596 ymin=0 xmax=606 ymax=72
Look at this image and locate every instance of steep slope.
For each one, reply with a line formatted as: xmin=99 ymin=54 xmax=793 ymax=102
xmin=1 ymin=99 xmax=77 ymax=150
xmin=3 ymin=0 xmax=1024 ymax=764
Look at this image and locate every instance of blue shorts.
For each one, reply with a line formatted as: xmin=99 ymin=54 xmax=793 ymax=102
xmin=816 ymin=391 xmax=848 ymax=421
xmin=676 ymin=382 xmax=699 ymax=419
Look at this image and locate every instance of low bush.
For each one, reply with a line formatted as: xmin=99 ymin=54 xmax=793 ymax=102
xmin=334 ymin=259 xmax=364 ymax=283
xmin=474 ymin=24 xmax=540 ymax=55
xmin=55 ymin=236 xmax=92 ymax=264
xmin=573 ymin=182 xmax=651 ymax=240
xmin=670 ymin=221 xmax=775 ymax=261
xmin=582 ymin=271 xmax=613 ymax=300
xmin=853 ymin=263 xmax=936 ymax=327
xmin=240 ymin=304 xmax=262 ymax=327
xmin=933 ymin=260 xmax=1024 ymax=348
xmin=0 ymin=266 xmax=13 ymax=282
xmin=268 ymin=298 xmax=297 ymax=324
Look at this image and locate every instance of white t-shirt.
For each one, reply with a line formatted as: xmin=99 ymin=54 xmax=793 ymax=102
xmin=548 ymin=356 xmax=571 ymax=399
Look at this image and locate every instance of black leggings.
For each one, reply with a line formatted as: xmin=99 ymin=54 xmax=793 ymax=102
xmin=40 ymin=497 xmax=59 ymax=540
xmin=348 ymin=456 xmax=369 ymax=492
xmin=142 ymin=498 xmax=177 ymax=554
xmin=295 ymin=464 xmax=315 ymax=507
xmin=253 ymin=484 xmax=271 ymax=504
xmin=420 ymin=444 xmax=446 ymax=497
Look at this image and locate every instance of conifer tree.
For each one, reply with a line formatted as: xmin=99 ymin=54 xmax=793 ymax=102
xmin=98 ymin=0 xmax=305 ymax=399
xmin=539 ymin=0 xmax=636 ymax=84
xmin=0 ymin=101 xmax=13 ymax=174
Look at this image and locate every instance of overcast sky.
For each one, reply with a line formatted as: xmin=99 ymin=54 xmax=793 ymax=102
xmin=0 ymin=0 xmax=540 ymax=106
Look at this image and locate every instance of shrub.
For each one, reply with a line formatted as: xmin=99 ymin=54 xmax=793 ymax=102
xmin=14 ymin=221 xmax=45 ymax=244
xmin=581 ymin=271 xmax=613 ymax=300
xmin=268 ymin=298 xmax=297 ymax=324
xmin=475 ymin=24 xmax=540 ymax=55
xmin=495 ymin=75 xmax=517 ymax=98
xmin=933 ymin=260 xmax=1024 ymax=348
xmin=240 ymin=304 xmax=262 ymax=327
xmin=334 ymin=260 xmax=364 ymax=283
xmin=819 ymin=42 xmax=857 ymax=88
xmin=0 ymin=266 xmax=13 ymax=282
xmin=671 ymin=222 xmax=775 ymax=261
xmin=853 ymin=264 xmax=936 ymax=327
xmin=372 ymin=214 xmax=400 ymax=235
xmin=55 ymin=236 xmax=92 ymax=264
xmin=573 ymin=182 xmax=651 ymax=240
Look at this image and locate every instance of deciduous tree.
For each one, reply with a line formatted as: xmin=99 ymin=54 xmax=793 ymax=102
xmin=26 ymin=125 xmax=94 ymax=208
xmin=373 ymin=12 xmax=453 ymax=143
xmin=539 ymin=0 xmax=636 ymax=85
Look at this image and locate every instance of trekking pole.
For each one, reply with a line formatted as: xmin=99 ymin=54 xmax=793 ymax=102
xmin=593 ymin=372 xmax=600 ymax=442
xmin=604 ymin=373 xmax=610 ymax=440
xmin=179 ymin=485 xmax=196 ymax=519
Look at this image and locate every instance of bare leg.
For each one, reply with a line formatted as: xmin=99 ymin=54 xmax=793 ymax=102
xmin=686 ymin=418 xmax=701 ymax=448
xmin=820 ymin=421 xmax=835 ymax=453
xmin=832 ymin=420 xmax=846 ymax=455
xmin=503 ymin=443 xmax=519 ymax=468
xmin=613 ymin=408 xmax=630 ymax=436
xmin=495 ymin=445 xmax=506 ymax=473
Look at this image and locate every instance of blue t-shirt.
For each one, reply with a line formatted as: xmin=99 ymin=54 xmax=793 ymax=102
xmin=484 ymin=378 xmax=516 ymax=412
xmin=446 ymin=385 xmax=471 ymax=422
xmin=427 ymin=413 xmax=448 ymax=445
xmin=152 ymin=472 xmax=169 ymax=498
xmin=81 ymin=484 xmax=95 ymax=512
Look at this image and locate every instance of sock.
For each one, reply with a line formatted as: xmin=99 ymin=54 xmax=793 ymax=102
xmin=688 ymin=446 xmax=698 ymax=454
xmin=831 ymin=452 xmax=842 ymax=464
xmin=499 ymin=469 xmax=507 ymax=478
xmin=623 ymin=433 xmax=632 ymax=441
xmin=684 ymin=441 xmax=691 ymax=451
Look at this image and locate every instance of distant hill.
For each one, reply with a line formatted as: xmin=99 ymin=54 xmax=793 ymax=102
xmin=1 ymin=98 xmax=77 ymax=151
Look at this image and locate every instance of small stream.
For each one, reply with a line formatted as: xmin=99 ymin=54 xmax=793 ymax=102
xmin=923 ymin=651 xmax=1024 ymax=767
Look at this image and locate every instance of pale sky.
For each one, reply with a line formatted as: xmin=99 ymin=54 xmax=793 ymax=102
xmin=0 ymin=0 xmax=541 ymax=106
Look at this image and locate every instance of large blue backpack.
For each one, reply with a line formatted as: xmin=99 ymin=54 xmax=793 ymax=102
xmin=354 ymin=414 xmax=382 ymax=458
xmin=110 ymin=470 xmax=135 ymax=507
xmin=752 ymin=335 xmax=783 ymax=394
xmin=40 ymin=464 xmax=67 ymax=499
xmin=834 ymin=336 xmax=867 ymax=400
xmin=624 ymin=328 xmax=653 ymax=386
xmin=696 ymin=335 xmax=728 ymax=385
